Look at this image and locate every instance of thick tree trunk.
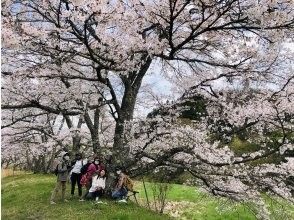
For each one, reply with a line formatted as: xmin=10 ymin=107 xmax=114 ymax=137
xmin=112 ymin=57 xmax=152 ymax=166
xmin=105 ymin=57 xmax=152 ymax=193
xmin=112 ymin=96 xmax=135 ymax=165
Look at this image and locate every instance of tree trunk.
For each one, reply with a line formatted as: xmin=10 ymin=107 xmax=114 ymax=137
xmin=72 ymin=135 xmax=81 ymax=153
xmin=105 ymin=57 xmax=152 ymax=192
xmin=46 ymin=145 xmax=57 ymax=173
xmin=112 ymin=57 xmax=152 ymax=166
xmin=92 ymin=108 xmax=101 ymax=154
xmin=42 ymin=155 xmax=46 ymax=173
xmin=64 ymin=114 xmax=83 ymax=153
xmin=25 ymin=149 xmax=32 ymax=171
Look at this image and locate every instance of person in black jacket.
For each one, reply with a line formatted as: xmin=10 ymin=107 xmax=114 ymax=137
xmin=70 ymin=153 xmax=84 ymax=199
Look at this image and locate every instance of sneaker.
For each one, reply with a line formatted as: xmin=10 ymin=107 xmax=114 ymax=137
xmin=64 ymin=199 xmax=69 ymax=203
xmin=118 ymin=199 xmax=127 ymax=203
xmin=79 ymin=199 xmax=85 ymax=202
xmin=96 ymin=201 xmax=103 ymax=204
xmin=95 ymin=197 xmax=99 ymax=201
xmin=50 ymin=201 xmax=56 ymax=205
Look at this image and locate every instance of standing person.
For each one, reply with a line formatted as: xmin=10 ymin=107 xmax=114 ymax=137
xmin=112 ymin=167 xmax=131 ymax=203
xmin=85 ymin=170 xmax=106 ymax=202
xmin=70 ymin=153 xmax=84 ymax=199
xmin=80 ymin=156 xmax=97 ymax=201
xmin=50 ymin=152 xmax=71 ymax=204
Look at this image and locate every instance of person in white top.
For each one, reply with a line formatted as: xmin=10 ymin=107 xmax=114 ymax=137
xmin=70 ymin=153 xmax=84 ymax=199
xmin=85 ymin=169 xmax=106 ymax=201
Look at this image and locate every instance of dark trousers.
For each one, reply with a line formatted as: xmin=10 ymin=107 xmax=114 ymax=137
xmin=112 ymin=187 xmax=128 ymax=200
xmin=85 ymin=189 xmax=104 ymax=200
xmin=70 ymin=172 xmax=82 ymax=197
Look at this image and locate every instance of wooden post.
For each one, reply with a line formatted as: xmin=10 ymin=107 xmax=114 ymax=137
xmin=142 ymin=177 xmax=151 ymax=210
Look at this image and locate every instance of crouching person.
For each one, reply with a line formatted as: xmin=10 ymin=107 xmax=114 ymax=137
xmin=112 ymin=167 xmax=133 ymax=203
xmin=85 ymin=170 xmax=106 ymax=203
xmin=50 ymin=152 xmax=71 ymax=204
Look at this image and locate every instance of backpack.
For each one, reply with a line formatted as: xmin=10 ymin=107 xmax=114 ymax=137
xmin=123 ymin=175 xmax=134 ymax=191
xmin=80 ymin=163 xmax=90 ymax=175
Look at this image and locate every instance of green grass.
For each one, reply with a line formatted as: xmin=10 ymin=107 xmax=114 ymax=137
xmin=2 ymin=174 xmax=294 ymax=220
xmin=135 ymin=181 xmax=256 ymax=220
xmin=134 ymin=181 xmax=294 ymax=220
xmin=2 ymin=174 xmax=171 ymax=220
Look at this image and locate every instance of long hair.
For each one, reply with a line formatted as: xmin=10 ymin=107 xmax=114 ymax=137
xmin=98 ymin=169 xmax=107 ymax=179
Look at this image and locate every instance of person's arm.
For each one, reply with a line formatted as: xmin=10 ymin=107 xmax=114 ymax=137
xmin=92 ymin=177 xmax=98 ymax=188
xmin=58 ymin=163 xmax=67 ymax=173
xmin=101 ymin=178 xmax=106 ymax=189
xmin=71 ymin=160 xmax=76 ymax=167
xmin=97 ymin=178 xmax=105 ymax=189
xmin=87 ymin=164 xmax=97 ymax=177
xmin=67 ymin=161 xmax=72 ymax=170
xmin=96 ymin=178 xmax=106 ymax=190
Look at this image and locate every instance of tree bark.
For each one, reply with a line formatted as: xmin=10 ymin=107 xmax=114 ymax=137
xmin=64 ymin=114 xmax=83 ymax=153
xmin=112 ymin=57 xmax=152 ymax=166
xmin=105 ymin=57 xmax=153 ymax=193
xmin=83 ymin=107 xmax=101 ymax=154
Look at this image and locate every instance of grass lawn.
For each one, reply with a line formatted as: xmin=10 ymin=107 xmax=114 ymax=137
xmin=134 ymin=181 xmax=294 ymax=220
xmin=2 ymin=174 xmax=171 ymax=220
xmin=2 ymin=173 xmax=294 ymax=220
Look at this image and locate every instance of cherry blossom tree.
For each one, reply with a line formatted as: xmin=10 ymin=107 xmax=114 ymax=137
xmin=1 ymin=109 xmax=69 ymax=172
xmin=3 ymin=0 xmax=293 ymax=160
xmin=125 ymin=83 xmax=293 ymax=219
xmin=2 ymin=1 xmax=294 ymax=217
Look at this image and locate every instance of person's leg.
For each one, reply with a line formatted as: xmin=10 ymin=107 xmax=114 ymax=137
xmin=71 ymin=173 xmax=77 ymax=196
xmin=61 ymin=181 xmax=67 ymax=201
xmin=111 ymin=190 xmax=117 ymax=199
xmin=112 ymin=189 xmax=123 ymax=200
xmin=96 ymin=189 xmax=104 ymax=198
xmin=93 ymin=190 xmax=101 ymax=202
xmin=81 ymin=188 xmax=89 ymax=200
xmin=85 ymin=192 xmax=95 ymax=200
xmin=121 ymin=187 xmax=128 ymax=199
xmin=50 ymin=181 xmax=61 ymax=203
xmin=87 ymin=179 xmax=92 ymax=191
xmin=77 ymin=174 xmax=82 ymax=197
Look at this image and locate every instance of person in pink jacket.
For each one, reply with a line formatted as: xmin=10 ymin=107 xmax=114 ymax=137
xmin=80 ymin=156 xmax=97 ymax=201
xmin=87 ymin=160 xmax=97 ymax=178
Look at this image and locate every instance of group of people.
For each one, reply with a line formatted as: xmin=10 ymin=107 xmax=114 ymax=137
xmin=50 ymin=151 xmax=133 ymax=204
